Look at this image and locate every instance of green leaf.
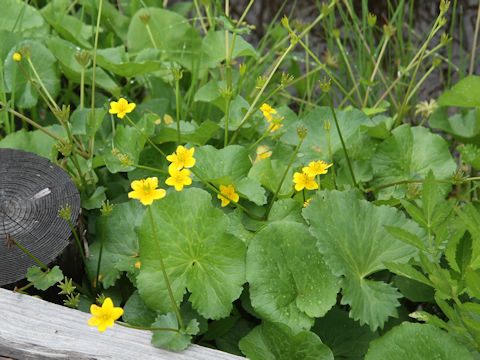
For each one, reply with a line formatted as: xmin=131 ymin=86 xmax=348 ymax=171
xmin=384 ymin=226 xmax=429 ymax=252
xmin=400 ymin=199 xmax=427 ymax=227
xmin=422 ymin=170 xmax=437 ymax=224
xmin=26 ymin=266 xmax=63 ymax=291
xmin=151 ymin=313 xmax=196 ymax=351
xmin=0 ymin=0 xmax=47 ymax=34
xmin=455 ymin=202 xmax=480 ymax=269
xmin=127 ymin=8 xmax=202 ymax=70
xmin=81 ymin=186 xmax=106 ymax=210
xmin=247 ymin=222 xmax=339 ymax=331
xmin=438 ymin=75 xmax=480 ymax=107
xmin=383 ymin=262 xmax=433 ymax=287
xmin=0 ymin=126 xmax=66 ymax=161
xmin=341 ymin=277 xmax=402 ymax=331
xmin=85 ymin=201 xmax=144 ymax=287
xmin=123 ymin=290 xmax=157 ymax=327
xmin=136 ymin=188 xmax=246 ymax=319
xmin=45 ymin=37 xmax=120 ymax=95
xmin=371 ymin=124 xmax=456 ymax=199
xmin=365 ymin=322 xmax=474 ymax=360
xmin=248 ymin=158 xmax=294 ymax=197
xmin=458 ymin=144 xmax=480 ymax=170
xmin=268 ymin=198 xmax=304 ymax=224
xmin=201 ymin=31 xmax=258 ymax=68
xmin=4 ymin=40 xmax=60 ymax=108
xmin=152 ymin=120 xmax=220 ymax=145
xmin=430 ymin=108 xmax=480 ymax=142
xmin=41 ymin=0 xmax=94 ymax=49
xmin=312 ymin=308 xmax=378 ymax=360
xmin=239 ymin=322 xmax=334 ymax=360
xmin=236 ymin=178 xmax=267 ymax=206
xmin=394 ymin=275 xmax=434 ymax=302
xmin=466 ymin=268 xmax=480 ymax=299
xmin=281 ymin=107 xmax=370 ymax=162
xmin=360 ymin=115 xmax=394 ymax=139
xmin=304 ymin=190 xmax=424 ymax=330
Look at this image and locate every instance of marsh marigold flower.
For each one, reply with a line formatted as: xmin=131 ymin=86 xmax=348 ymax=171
xmin=260 ymin=103 xmax=276 ymax=121
xmin=12 ymin=52 xmax=21 ymax=62
xmin=304 ymin=198 xmax=311 ymax=207
xmin=166 ymin=145 xmax=196 ymax=171
xmin=218 ymin=184 xmax=239 ymax=207
xmin=109 ymin=98 xmax=136 ymax=119
xmin=166 ymin=167 xmax=192 ymax=191
xmin=254 ymin=145 xmax=272 ymax=163
xmin=302 ymin=160 xmax=332 ymax=177
xmin=128 ymin=177 xmax=166 ymax=206
xmin=88 ymin=297 xmax=123 ymax=333
xmin=293 ymin=171 xmax=318 ymax=191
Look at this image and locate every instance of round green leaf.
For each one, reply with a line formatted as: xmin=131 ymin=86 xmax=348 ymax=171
xmin=201 ymin=31 xmax=258 ymax=68
xmin=365 ymin=322 xmax=474 ymax=360
xmin=239 ymin=322 xmax=333 ymax=360
xmin=303 ymin=190 xmax=424 ymax=330
xmin=136 ymin=188 xmax=246 ymax=319
xmin=127 ymin=8 xmax=202 ymax=70
xmin=4 ymin=40 xmax=60 ymax=108
xmin=247 ymin=222 xmax=339 ymax=331
xmin=371 ymin=124 xmax=456 ymax=198
xmin=0 ymin=0 xmax=46 ymax=34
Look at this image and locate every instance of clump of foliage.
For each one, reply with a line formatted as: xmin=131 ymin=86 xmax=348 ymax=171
xmin=2 ymin=0 xmax=480 ymax=358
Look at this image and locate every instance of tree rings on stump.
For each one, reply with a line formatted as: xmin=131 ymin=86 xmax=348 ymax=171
xmin=0 ymin=148 xmax=81 ymax=286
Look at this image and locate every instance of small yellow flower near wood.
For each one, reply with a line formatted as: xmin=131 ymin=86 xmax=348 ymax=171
xmin=166 ymin=145 xmax=196 ymax=171
xmin=302 ymin=160 xmax=333 ymax=177
xmin=109 ymin=98 xmax=136 ymax=119
xmin=293 ymin=171 xmax=319 ymax=191
xmin=128 ymin=177 xmax=166 ymax=206
xmin=218 ymin=184 xmax=239 ymax=207
xmin=260 ymin=103 xmax=277 ymax=121
xmin=12 ymin=52 xmax=21 ymax=62
xmin=88 ymin=297 xmax=123 ymax=333
xmin=165 ymin=168 xmax=192 ymax=191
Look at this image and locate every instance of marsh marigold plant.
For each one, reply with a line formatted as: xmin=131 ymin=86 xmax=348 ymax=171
xmin=302 ymin=160 xmax=332 ymax=176
xmin=166 ymin=145 xmax=196 ymax=171
xmin=293 ymin=171 xmax=319 ymax=191
xmin=88 ymin=297 xmax=123 ymax=333
xmin=109 ymin=98 xmax=136 ymax=119
xmin=166 ymin=168 xmax=192 ymax=191
xmin=128 ymin=177 xmax=166 ymax=205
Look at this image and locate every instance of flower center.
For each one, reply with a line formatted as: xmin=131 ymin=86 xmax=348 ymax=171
xmin=142 ymin=183 xmax=152 ymax=194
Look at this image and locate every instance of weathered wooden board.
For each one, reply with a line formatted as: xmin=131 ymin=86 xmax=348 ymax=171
xmin=0 ymin=288 xmax=246 ymax=360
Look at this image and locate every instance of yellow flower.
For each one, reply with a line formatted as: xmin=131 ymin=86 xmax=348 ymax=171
xmin=260 ymin=103 xmax=277 ymax=121
xmin=302 ymin=160 xmax=333 ymax=176
xmin=304 ymin=198 xmax=311 ymax=207
xmin=109 ymin=98 xmax=136 ymax=119
xmin=128 ymin=177 xmax=166 ymax=206
xmin=268 ymin=122 xmax=284 ymax=133
xmin=254 ymin=145 xmax=272 ymax=163
xmin=88 ymin=297 xmax=123 ymax=333
xmin=217 ymin=184 xmax=239 ymax=207
xmin=166 ymin=145 xmax=196 ymax=171
xmin=12 ymin=52 xmax=21 ymax=62
xmin=135 ymin=261 xmax=141 ymax=269
xmin=293 ymin=171 xmax=318 ymax=191
xmin=165 ymin=168 xmax=192 ymax=191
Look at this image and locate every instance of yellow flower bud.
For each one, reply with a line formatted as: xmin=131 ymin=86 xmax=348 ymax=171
xmin=12 ymin=52 xmax=21 ymax=62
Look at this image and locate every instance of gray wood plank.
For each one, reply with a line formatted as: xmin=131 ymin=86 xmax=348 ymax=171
xmin=0 ymin=288 xmax=246 ymax=360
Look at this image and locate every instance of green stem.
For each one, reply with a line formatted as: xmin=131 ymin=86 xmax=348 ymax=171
xmin=12 ymin=239 xmax=48 ymax=271
xmin=80 ymin=65 xmax=85 ymax=110
xmin=67 ymin=217 xmax=87 ymax=267
xmin=124 ymin=115 xmax=165 ymax=157
xmin=89 ymin=0 xmax=103 ymax=157
xmin=16 ymin=270 xmax=49 ymax=292
xmin=175 ymin=75 xmax=182 ymax=144
xmin=334 ymin=36 xmax=362 ymax=105
xmin=147 ymin=206 xmax=184 ymax=330
xmin=130 ymin=163 xmax=168 ymax=174
xmin=362 ymin=34 xmax=391 ymax=107
xmin=95 ymin=215 xmax=107 ymax=289
xmin=247 ymin=127 xmax=270 ymax=152
xmin=265 ymin=135 xmax=305 ymax=219
xmin=26 ymin=57 xmax=58 ymax=110
xmin=115 ymin=321 xmax=180 ymax=333
xmin=229 ymin=41 xmax=295 ymax=145
xmin=326 ymin=92 xmax=357 ymax=188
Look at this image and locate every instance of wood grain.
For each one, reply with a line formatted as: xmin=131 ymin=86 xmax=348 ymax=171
xmin=0 ymin=288 xmax=246 ymax=360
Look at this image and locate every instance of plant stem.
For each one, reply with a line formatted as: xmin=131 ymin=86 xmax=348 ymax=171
xmin=247 ymin=127 xmax=270 ymax=152
xmin=265 ymin=135 xmax=305 ymax=219
xmin=124 ymin=115 xmax=165 ymax=156
xmin=147 ymin=206 xmax=184 ymax=330
xmin=175 ymin=74 xmax=182 ymax=144
xmin=115 ymin=321 xmax=180 ymax=333
xmin=80 ymin=65 xmax=85 ymax=110
xmin=12 ymin=238 xmax=48 ymax=271
xmin=325 ymin=91 xmax=357 ymax=188
xmin=362 ymin=34 xmax=391 ymax=107
xmin=67 ymin=217 xmax=87 ymax=268
xmin=229 ymin=41 xmax=295 ymax=145
xmin=26 ymin=58 xmax=59 ymax=110
xmin=89 ymin=0 xmax=103 ymax=157
xmin=469 ymin=1 xmax=480 ymax=75
xmin=95 ymin=215 xmax=107 ymax=290
xmin=130 ymin=163 xmax=168 ymax=174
